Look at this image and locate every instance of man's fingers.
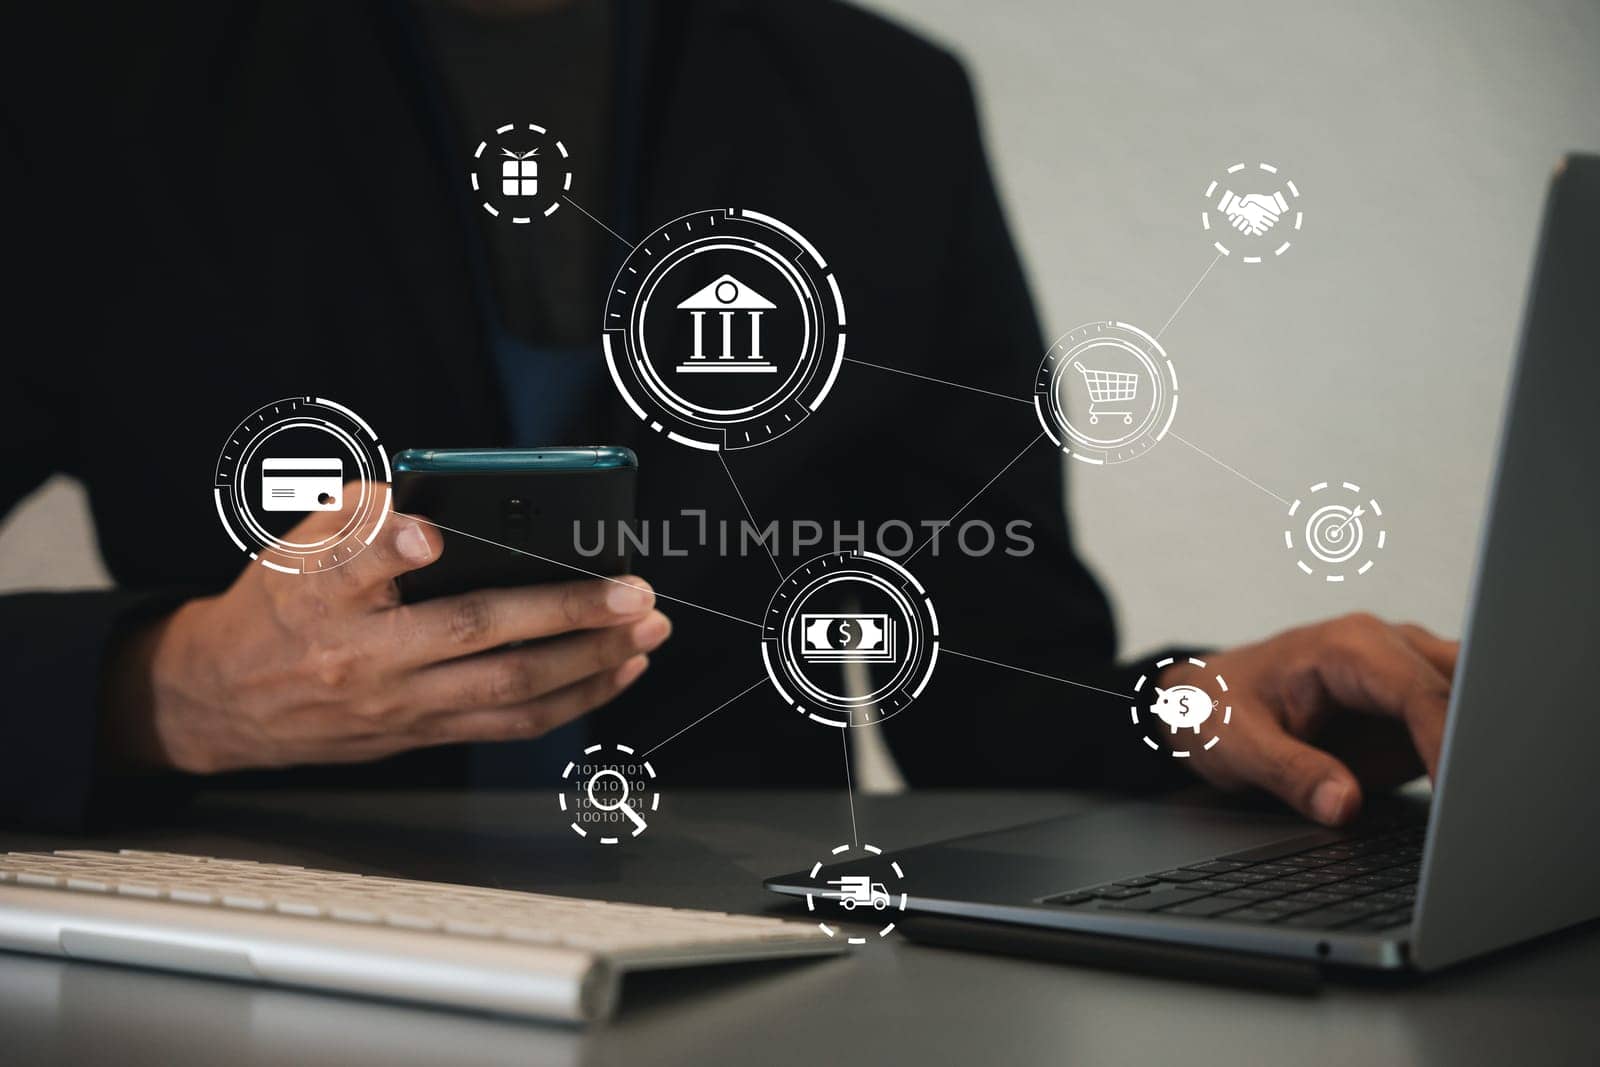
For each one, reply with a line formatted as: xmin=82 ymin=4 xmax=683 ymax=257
xmin=1184 ymin=615 xmax=1460 ymax=827
xmin=266 ymin=480 xmax=441 ymax=601
xmin=402 ymin=611 xmax=671 ymax=714
xmin=325 ymin=514 xmax=442 ymax=599
xmin=267 ymin=479 xmax=370 ymax=543
xmin=1238 ymin=727 xmax=1364 ymax=826
xmin=408 ymin=655 xmax=652 ymax=747
xmin=385 ymin=577 xmax=656 ymax=668
xmin=1396 ymin=623 xmax=1460 ymax=682
xmin=1316 ymin=615 xmax=1451 ymax=777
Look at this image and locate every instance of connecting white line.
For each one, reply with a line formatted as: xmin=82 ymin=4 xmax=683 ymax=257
xmin=841 ymin=728 xmax=859 ymax=850
xmin=1169 ymin=432 xmax=1292 ymax=507
xmin=642 ymin=677 xmax=768 ymax=758
xmin=843 ymin=356 xmax=1033 ymax=406
xmin=562 ymin=194 xmax=634 ymax=249
xmin=719 ymin=451 xmax=785 ymax=579
xmin=906 ymin=431 xmax=1044 ymax=563
xmin=404 ymin=219 xmax=1259 ymax=778
xmin=942 ymin=647 xmax=1133 ymax=701
xmin=1155 ymin=252 xmax=1224 ymax=341
xmin=406 ymin=515 xmax=761 ymax=629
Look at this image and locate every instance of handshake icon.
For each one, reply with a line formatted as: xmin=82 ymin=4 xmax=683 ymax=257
xmin=1217 ymin=188 xmax=1289 ymax=236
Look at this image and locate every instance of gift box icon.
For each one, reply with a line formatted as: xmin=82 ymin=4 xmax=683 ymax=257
xmin=501 ymin=149 xmax=538 ymax=197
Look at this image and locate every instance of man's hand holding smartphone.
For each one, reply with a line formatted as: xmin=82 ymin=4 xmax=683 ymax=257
xmin=102 ymin=485 xmax=670 ymax=772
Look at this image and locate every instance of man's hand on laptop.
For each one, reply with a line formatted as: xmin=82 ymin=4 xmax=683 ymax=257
xmin=1158 ymin=614 xmax=1457 ymax=827
xmin=102 ymin=494 xmax=671 ymax=773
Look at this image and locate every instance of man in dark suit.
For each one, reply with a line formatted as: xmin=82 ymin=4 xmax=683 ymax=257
xmin=0 ymin=1 xmax=1455 ymax=831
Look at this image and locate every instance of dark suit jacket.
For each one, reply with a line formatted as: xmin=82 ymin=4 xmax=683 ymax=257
xmin=1 ymin=0 xmax=1175 ymax=829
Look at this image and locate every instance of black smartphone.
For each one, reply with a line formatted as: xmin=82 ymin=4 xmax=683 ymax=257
xmin=392 ymin=446 xmax=636 ymax=604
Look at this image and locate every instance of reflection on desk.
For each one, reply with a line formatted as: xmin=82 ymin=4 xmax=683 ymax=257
xmin=2 ymin=789 xmax=1597 ymax=1067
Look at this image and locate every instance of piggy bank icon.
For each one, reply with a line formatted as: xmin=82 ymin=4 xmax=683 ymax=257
xmin=1150 ymin=684 xmax=1214 ymax=734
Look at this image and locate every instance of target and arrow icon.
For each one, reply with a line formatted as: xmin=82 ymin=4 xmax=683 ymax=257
xmin=1286 ymin=482 xmax=1386 ymax=581
xmin=1319 ymin=504 xmax=1363 ymax=546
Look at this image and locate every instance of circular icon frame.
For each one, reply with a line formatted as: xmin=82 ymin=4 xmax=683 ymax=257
xmin=761 ymin=551 xmax=939 ymax=729
xmin=559 ymin=743 xmax=659 ymax=844
xmin=804 ymin=843 xmax=907 ymax=945
xmin=1034 ymin=320 xmax=1178 ymax=465
xmin=470 ymin=122 xmax=572 ymax=223
xmin=1131 ymin=656 xmax=1233 ymax=757
xmin=602 ymin=208 xmax=846 ymax=451
xmin=212 ymin=396 xmax=391 ymax=574
xmin=1285 ymin=481 xmax=1386 ymax=581
xmin=1201 ymin=161 xmax=1303 ymax=263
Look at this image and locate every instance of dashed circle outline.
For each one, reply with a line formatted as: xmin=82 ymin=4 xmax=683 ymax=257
xmin=1201 ymin=161 xmax=1303 ymax=263
xmin=1033 ymin=321 xmax=1179 ymax=466
xmin=1131 ymin=656 xmax=1233 ymax=757
xmin=803 ymin=843 xmax=907 ymax=945
xmin=558 ymin=743 xmax=659 ymax=845
xmin=602 ymin=208 xmax=846 ymax=452
xmin=212 ymin=397 xmax=392 ymax=575
xmin=761 ymin=550 xmax=939 ymax=729
xmin=1285 ymin=481 xmax=1387 ymax=582
xmin=470 ymin=123 xmax=572 ymax=224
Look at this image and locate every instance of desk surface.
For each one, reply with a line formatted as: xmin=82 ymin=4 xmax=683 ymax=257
xmin=3 ymin=789 xmax=1597 ymax=1066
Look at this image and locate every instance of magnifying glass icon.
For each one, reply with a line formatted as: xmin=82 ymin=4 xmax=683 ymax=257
xmin=586 ymin=768 xmax=648 ymax=835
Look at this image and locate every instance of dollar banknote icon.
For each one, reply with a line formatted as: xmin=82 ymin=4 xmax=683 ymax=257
xmin=800 ymin=613 xmax=896 ymax=663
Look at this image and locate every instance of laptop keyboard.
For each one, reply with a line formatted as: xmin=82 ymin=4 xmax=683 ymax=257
xmin=1042 ymin=822 xmax=1425 ymax=932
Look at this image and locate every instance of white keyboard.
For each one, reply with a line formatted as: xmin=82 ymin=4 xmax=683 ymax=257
xmin=0 ymin=850 xmax=841 ymax=1022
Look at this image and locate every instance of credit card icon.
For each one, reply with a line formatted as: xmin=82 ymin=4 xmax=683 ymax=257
xmin=261 ymin=457 xmax=343 ymax=512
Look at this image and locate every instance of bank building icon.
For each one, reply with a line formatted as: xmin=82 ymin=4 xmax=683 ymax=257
xmin=676 ymin=274 xmax=778 ymax=374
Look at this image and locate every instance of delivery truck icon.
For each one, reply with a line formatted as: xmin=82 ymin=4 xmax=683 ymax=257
xmin=261 ymin=457 xmax=344 ymax=512
xmin=826 ymin=876 xmax=892 ymax=911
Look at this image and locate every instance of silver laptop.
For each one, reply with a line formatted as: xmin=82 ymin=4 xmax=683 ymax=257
xmin=768 ymin=154 xmax=1600 ymax=974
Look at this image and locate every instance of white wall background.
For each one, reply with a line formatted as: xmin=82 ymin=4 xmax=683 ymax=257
xmin=3 ymin=0 xmax=1599 ymax=663
xmin=858 ymin=0 xmax=1600 ymax=653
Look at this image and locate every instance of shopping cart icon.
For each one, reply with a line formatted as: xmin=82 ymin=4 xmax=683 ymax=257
xmin=1073 ymin=361 xmax=1138 ymax=425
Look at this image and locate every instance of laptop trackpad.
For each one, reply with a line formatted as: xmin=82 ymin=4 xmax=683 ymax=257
xmin=899 ymin=801 xmax=1310 ymax=903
